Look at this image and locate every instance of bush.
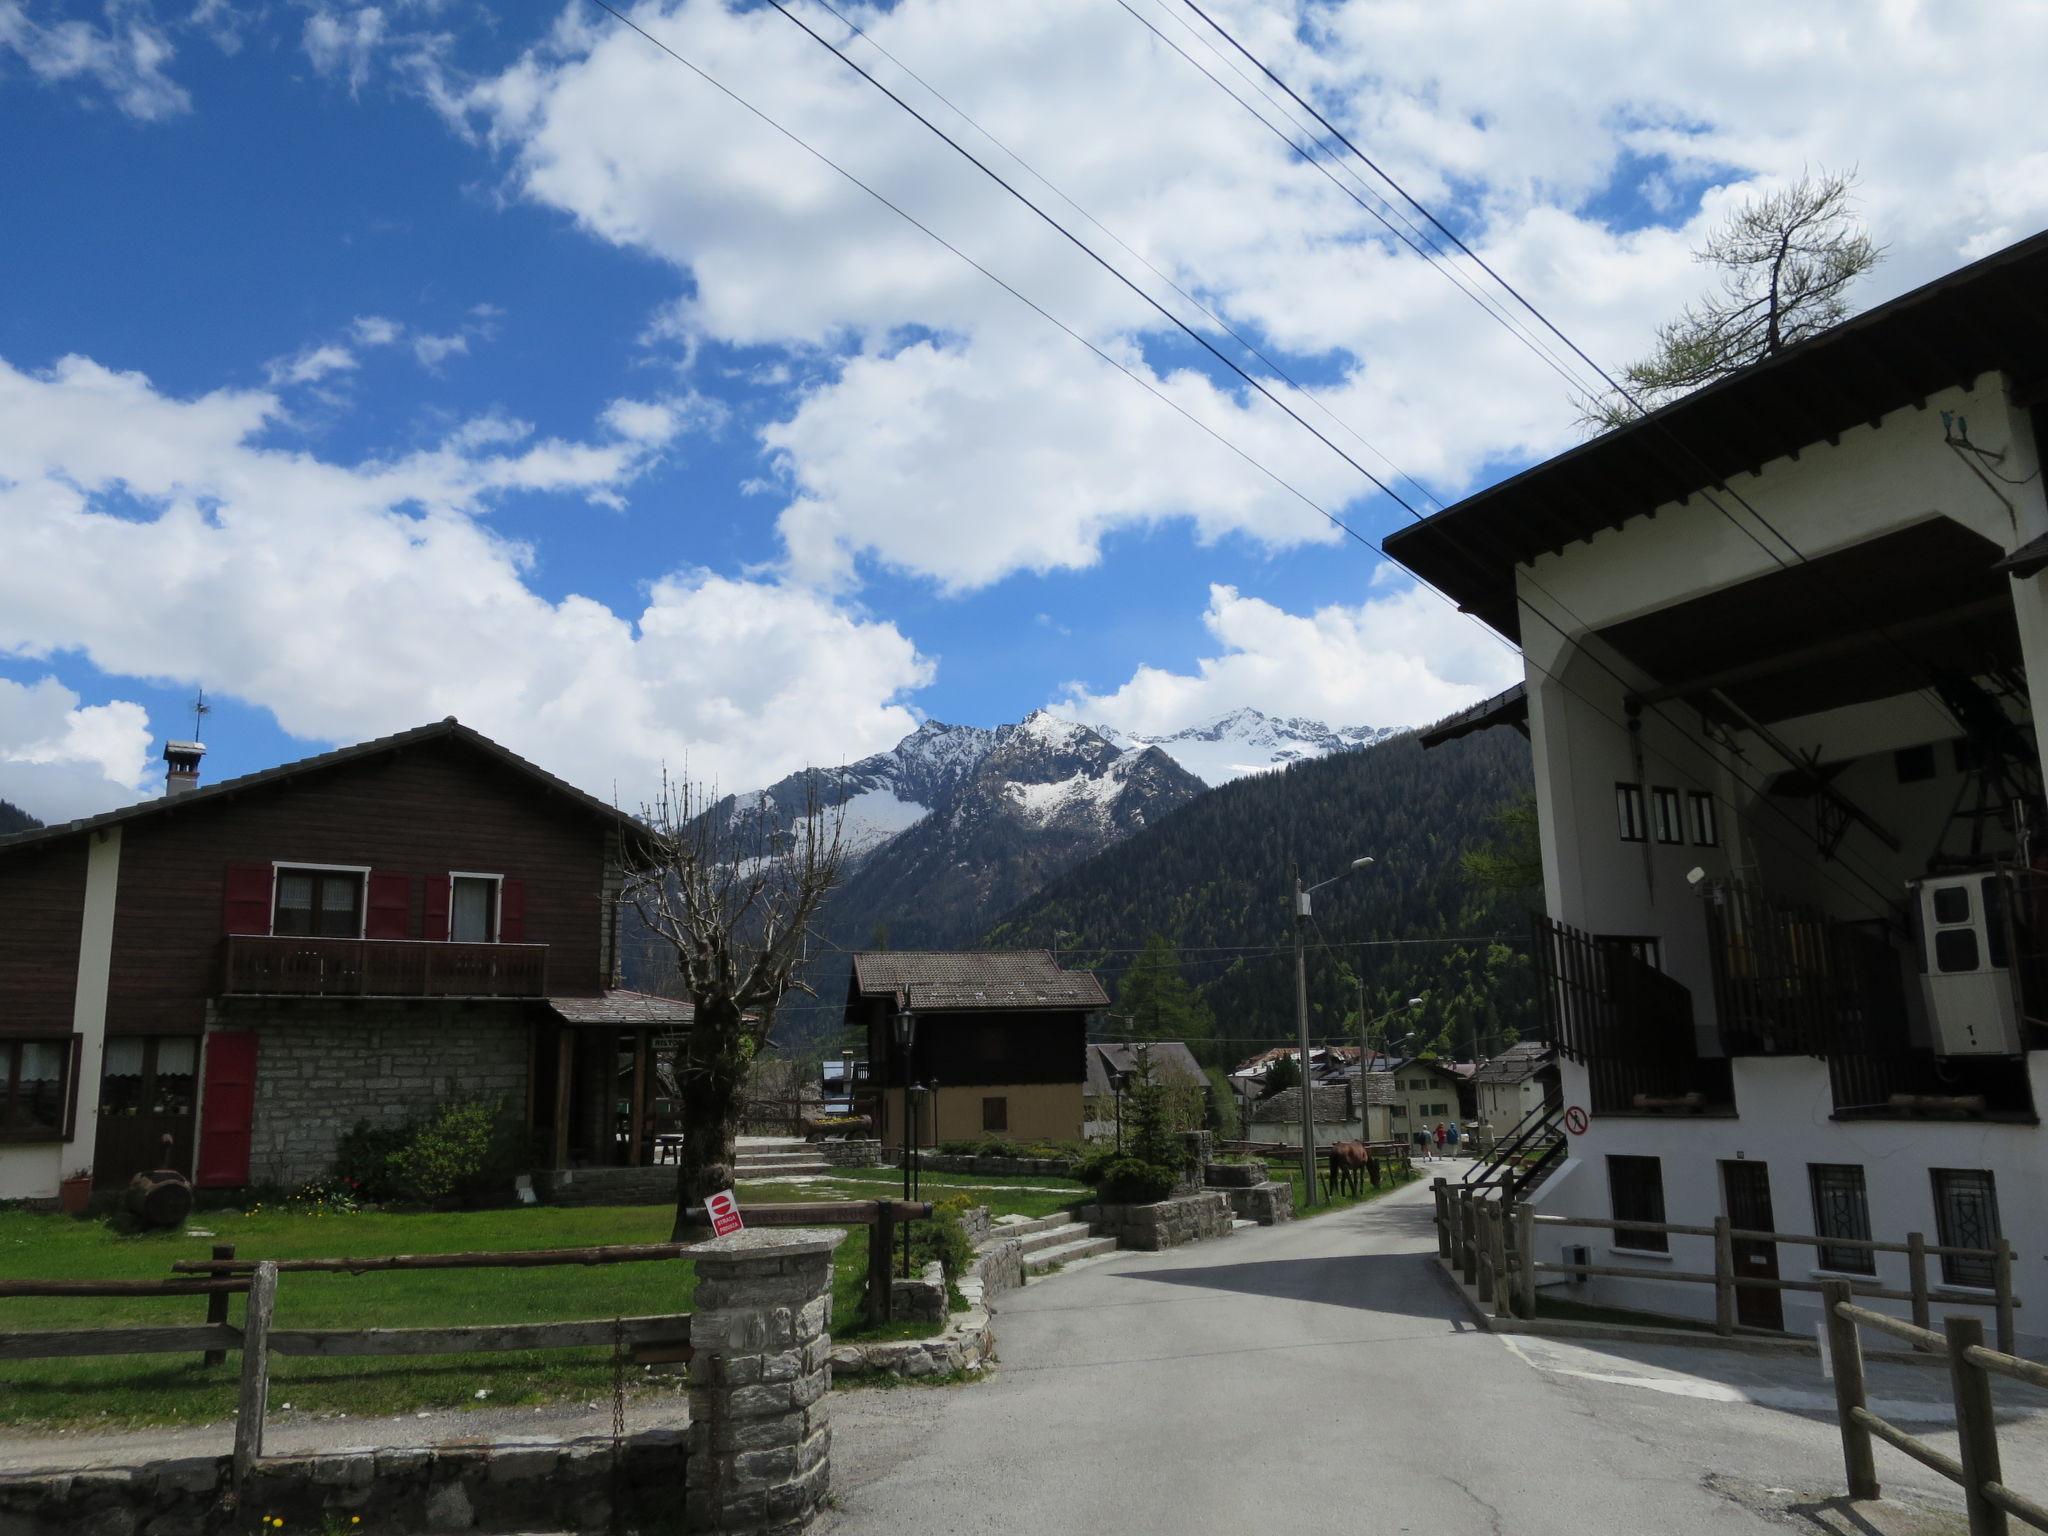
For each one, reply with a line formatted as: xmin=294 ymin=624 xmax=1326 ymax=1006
xmin=932 ymin=1136 xmax=1081 ymax=1162
xmin=336 ymin=1099 xmax=522 ymax=1206
xmin=1078 ymin=1153 xmax=1178 ymax=1205
xmin=910 ymin=1194 xmax=976 ymax=1285
xmin=332 ymin=1119 xmax=413 ymax=1203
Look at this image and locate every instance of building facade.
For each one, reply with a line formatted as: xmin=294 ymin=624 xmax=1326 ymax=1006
xmin=0 ymin=718 xmax=684 ymax=1201
xmin=1389 ymin=232 xmax=2048 ymax=1348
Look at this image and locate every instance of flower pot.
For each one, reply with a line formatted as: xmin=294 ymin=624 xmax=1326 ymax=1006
xmin=58 ymin=1174 xmax=93 ymax=1215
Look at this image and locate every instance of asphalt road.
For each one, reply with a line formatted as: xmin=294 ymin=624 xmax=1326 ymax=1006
xmin=824 ymin=1179 xmax=2046 ymax=1536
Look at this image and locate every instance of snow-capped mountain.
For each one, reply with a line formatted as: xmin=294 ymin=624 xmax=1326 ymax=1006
xmin=1097 ymin=708 xmax=1400 ymax=785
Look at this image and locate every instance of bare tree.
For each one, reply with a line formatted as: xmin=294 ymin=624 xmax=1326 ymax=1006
xmin=626 ymin=773 xmax=845 ymax=1239
xmin=1581 ymin=171 xmax=1882 ymax=430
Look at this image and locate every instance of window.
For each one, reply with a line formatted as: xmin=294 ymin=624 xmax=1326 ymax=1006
xmin=1 ymin=1037 xmax=79 ymax=1141
xmin=1932 ymin=886 xmax=1971 ymax=924
xmin=1607 ymin=1155 xmax=1668 ymax=1252
xmin=450 ymin=874 xmax=501 ymax=943
xmin=1931 ymin=1170 xmax=2002 ymax=1288
xmin=1603 ymin=935 xmax=1663 ymax=972
xmin=1688 ymin=791 xmax=1719 ymax=848
xmin=1616 ymin=782 xmax=1647 ymax=842
xmin=1894 ymin=744 xmax=1936 ymax=784
xmin=1934 ymin=930 xmax=1980 ymax=973
xmin=981 ymin=1096 xmax=1008 ymax=1133
xmin=1651 ymin=787 xmax=1684 ymax=844
xmin=1808 ymin=1164 xmax=1875 ymax=1275
xmin=98 ymin=1037 xmax=198 ymax=1122
xmin=273 ymin=867 xmax=364 ymax=938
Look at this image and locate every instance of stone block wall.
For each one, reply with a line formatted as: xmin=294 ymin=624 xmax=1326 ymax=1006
xmin=221 ymin=1006 xmax=528 ymax=1188
xmin=1224 ymin=1180 xmax=1294 ymax=1225
xmin=814 ymin=1138 xmax=883 ymax=1168
xmin=890 ymin=1258 xmax=948 ymax=1324
xmin=1082 ymin=1191 xmax=1234 ymax=1251
xmin=914 ymin=1152 xmax=1077 ymax=1177
xmin=0 ymin=1431 xmax=685 ymax=1535
xmin=535 ymin=1165 xmax=673 ymax=1207
xmin=1204 ymin=1161 xmax=1266 ymax=1189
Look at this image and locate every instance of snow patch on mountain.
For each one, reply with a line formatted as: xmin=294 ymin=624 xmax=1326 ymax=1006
xmin=1094 ymin=707 xmax=1398 ymax=785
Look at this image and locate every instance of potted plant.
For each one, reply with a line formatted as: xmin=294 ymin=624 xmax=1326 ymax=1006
xmin=58 ymin=1168 xmax=93 ymax=1215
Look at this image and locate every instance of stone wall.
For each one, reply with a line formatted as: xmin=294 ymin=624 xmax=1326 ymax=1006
xmin=535 ymin=1165 xmax=672 ymax=1207
xmin=1222 ymin=1180 xmax=1294 ymax=1226
xmin=0 ymin=1430 xmax=684 ymax=1535
xmin=220 ymin=1006 xmax=528 ymax=1189
xmin=1081 ymin=1191 xmax=1234 ymax=1251
xmin=1204 ymin=1161 xmax=1266 ymax=1189
xmin=814 ymin=1138 xmax=883 ymax=1168
xmin=890 ymin=1258 xmax=948 ymax=1324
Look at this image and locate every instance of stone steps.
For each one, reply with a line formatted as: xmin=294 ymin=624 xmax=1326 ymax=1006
xmin=737 ymin=1161 xmax=830 ymax=1180
xmin=978 ymin=1212 xmax=1080 ymax=1248
xmin=1011 ymin=1221 xmax=1094 ymax=1257
xmin=737 ymin=1152 xmax=827 ymax=1168
xmin=1024 ymin=1234 xmax=1117 ymax=1274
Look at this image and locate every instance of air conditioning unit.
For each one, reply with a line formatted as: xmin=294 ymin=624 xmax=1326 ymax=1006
xmin=1565 ymin=1244 xmax=1590 ymax=1286
xmin=1912 ymin=870 xmax=2023 ymax=1057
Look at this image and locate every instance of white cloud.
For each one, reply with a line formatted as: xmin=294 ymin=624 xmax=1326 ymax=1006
xmin=265 ymin=343 xmax=358 ymax=386
xmin=350 ymin=314 xmax=403 ymax=347
xmin=0 ymin=675 xmax=155 ymax=822
xmin=445 ymin=0 xmax=2048 ymax=598
xmin=410 ymin=330 xmax=468 ymax=369
xmin=0 ymin=351 xmax=932 ymax=816
xmin=1 ymin=0 xmax=193 ymax=119
xmin=1057 ymin=579 xmax=1520 ymax=736
xmin=303 ymin=4 xmax=385 ymax=94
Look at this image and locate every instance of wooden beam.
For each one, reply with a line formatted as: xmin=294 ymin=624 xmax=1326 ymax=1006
xmin=232 ymin=1262 xmax=276 ymax=1489
xmin=630 ymin=1028 xmax=649 ymax=1169
xmin=553 ymin=1025 xmax=573 ymax=1169
xmin=0 ymin=1277 xmax=250 ymax=1297
xmin=0 ymin=1324 xmax=240 ymax=1361
xmin=268 ymin=1313 xmax=691 ymax=1358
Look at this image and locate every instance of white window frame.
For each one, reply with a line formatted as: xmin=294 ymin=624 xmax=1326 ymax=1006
xmin=269 ymin=862 xmax=372 ymax=939
xmin=1687 ymin=790 xmax=1720 ymax=848
xmin=447 ymin=871 xmax=505 ymax=945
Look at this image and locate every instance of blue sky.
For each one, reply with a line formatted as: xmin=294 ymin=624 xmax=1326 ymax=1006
xmin=2 ymin=0 xmax=2041 ymax=819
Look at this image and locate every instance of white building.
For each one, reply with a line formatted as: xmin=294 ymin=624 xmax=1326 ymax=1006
xmin=1388 ymin=232 xmax=2048 ymax=1350
xmin=1468 ymin=1042 xmax=1559 ymax=1147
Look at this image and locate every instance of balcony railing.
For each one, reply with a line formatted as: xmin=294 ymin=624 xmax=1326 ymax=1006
xmin=1704 ymin=881 xmax=1908 ymax=1058
xmin=222 ymin=936 xmax=550 ymax=999
xmin=1533 ymin=915 xmax=1733 ymax=1114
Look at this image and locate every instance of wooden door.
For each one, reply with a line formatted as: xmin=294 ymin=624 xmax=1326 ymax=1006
xmin=195 ymin=1032 xmax=258 ymax=1188
xmin=93 ymin=1036 xmax=201 ymax=1187
xmin=1720 ymin=1160 xmax=1783 ymax=1331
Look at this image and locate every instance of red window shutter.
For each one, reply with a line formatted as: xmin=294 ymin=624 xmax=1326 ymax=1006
xmin=499 ymin=878 xmax=527 ymax=943
xmin=222 ymin=863 xmax=274 ymax=936
xmin=423 ymin=874 xmax=450 ymax=942
xmin=365 ymin=871 xmax=412 ymax=940
xmin=195 ymin=1033 xmax=258 ymax=1188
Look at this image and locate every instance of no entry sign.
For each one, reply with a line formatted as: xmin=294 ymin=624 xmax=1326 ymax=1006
xmin=706 ymin=1188 xmax=745 ymax=1238
xmin=1563 ymin=1105 xmax=1590 ymax=1136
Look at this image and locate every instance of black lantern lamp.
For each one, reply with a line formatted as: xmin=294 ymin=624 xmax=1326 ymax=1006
xmin=1110 ymin=1067 xmax=1131 ymax=1152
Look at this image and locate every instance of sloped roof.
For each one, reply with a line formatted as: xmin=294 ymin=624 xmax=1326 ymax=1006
xmin=849 ymin=950 xmax=1110 ymax=1011
xmin=1470 ymin=1040 xmax=1556 ymax=1085
xmin=1247 ymin=1082 xmax=1356 ymax=1124
xmin=1383 ymin=230 xmax=2048 ymax=641
xmin=0 ymin=717 xmax=627 ymax=858
xmin=1085 ymin=1041 xmax=1207 ymax=1096
xmin=549 ymin=990 xmax=696 ymax=1029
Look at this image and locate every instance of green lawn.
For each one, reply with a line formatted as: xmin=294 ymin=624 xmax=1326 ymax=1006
xmin=0 ymin=1172 xmax=1090 ymax=1432
xmin=1278 ymin=1161 xmax=1424 ymax=1219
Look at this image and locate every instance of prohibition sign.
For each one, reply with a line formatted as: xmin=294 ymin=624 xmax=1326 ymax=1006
xmin=1562 ymin=1105 xmax=1590 ymax=1136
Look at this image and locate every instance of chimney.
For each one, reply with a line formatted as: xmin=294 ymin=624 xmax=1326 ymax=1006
xmin=163 ymin=740 xmax=206 ymax=798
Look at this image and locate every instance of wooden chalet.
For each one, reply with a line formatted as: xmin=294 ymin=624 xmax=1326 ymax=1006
xmin=845 ymin=951 xmax=1108 ymax=1147
xmin=0 ymin=718 xmax=688 ymax=1202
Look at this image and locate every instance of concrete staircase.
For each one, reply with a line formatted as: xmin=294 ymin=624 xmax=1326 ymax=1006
xmin=985 ymin=1211 xmax=1118 ymax=1275
xmin=735 ymin=1136 xmax=830 ymax=1181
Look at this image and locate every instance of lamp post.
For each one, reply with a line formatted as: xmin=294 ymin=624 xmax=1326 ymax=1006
xmin=1363 ymin=999 xmax=1423 ymax=1144
xmin=904 ymin=1082 xmax=927 ymax=1278
xmin=1110 ymin=1067 xmax=1130 ymax=1152
xmin=1293 ymin=855 xmax=1375 ymax=1207
xmin=890 ymin=995 xmax=917 ymax=1205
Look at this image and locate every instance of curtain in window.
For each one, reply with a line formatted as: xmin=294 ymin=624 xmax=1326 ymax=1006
xmin=451 ymin=878 xmax=494 ymax=943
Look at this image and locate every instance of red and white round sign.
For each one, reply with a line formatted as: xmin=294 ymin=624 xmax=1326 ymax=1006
xmin=706 ymin=1188 xmax=745 ymax=1237
xmin=1563 ymin=1105 xmax=1590 ymax=1136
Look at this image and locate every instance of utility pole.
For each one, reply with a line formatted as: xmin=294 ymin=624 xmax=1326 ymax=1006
xmin=1292 ymin=862 xmax=1316 ymax=1207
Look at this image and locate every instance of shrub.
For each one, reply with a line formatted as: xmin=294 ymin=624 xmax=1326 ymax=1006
xmin=910 ymin=1194 xmax=976 ymax=1285
xmin=1078 ymin=1153 xmax=1178 ymax=1204
xmin=333 ymin=1119 xmax=413 ymax=1203
xmin=385 ymin=1100 xmax=521 ymax=1205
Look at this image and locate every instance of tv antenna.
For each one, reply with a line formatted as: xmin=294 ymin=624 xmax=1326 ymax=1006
xmin=190 ymin=688 xmax=211 ymax=742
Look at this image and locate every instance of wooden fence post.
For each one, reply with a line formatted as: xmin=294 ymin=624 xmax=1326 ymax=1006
xmin=868 ymin=1201 xmax=895 ymax=1325
xmin=1908 ymin=1232 xmax=1932 ymax=1345
xmin=232 ymin=1261 xmax=277 ymax=1490
xmin=1459 ymin=1189 xmax=1478 ymax=1287
xmin=1432 ymin=1179 xmax=1450 ymax=1261
xmin=203 ymin=1243 xmax=234 ymax=1367
xmin=1476 ymin=1202 xmax=1496 ymax=1304
xmin=1713 ymin=1216 xmax=1735 ymax=1337
xmin=1516 ymin=1202 xmax=1537 ymax=1319
xmin=1491 ymin=1204 xmax=1514 ymax=1320
xmin=1820 ymin=1281 xmax=1878 ymax=1501
xmin=1945 ymin=1315 xmax=2008 ymax=1536
xmin=1994 ymin=1239 xmax=2016 ymax=1357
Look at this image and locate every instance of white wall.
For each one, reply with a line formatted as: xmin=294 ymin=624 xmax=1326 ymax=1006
xmin=1533 ymin=1052 xmax=2048 ymax=1352
xmin=0 ymin=827 xmax=120 ymax=1201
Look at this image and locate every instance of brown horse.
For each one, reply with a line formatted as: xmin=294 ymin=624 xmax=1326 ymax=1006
xmin=1325 ymin=1140 xmax=1381 ymax=1198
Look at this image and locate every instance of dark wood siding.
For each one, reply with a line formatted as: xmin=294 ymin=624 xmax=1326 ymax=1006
xmin=866 ymin=1003 xmax=1087 ymax=1088
xmin=104 ymin=737 xmax=612 ymax=1036
xmin=0 ymin=838 xmax=87 ymax=1037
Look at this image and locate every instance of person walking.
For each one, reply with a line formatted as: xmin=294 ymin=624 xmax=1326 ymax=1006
xmin=1433 ymin=1122 xmax=1447 ymax=1156
xmin=1447 ymin=1121 xmax=1462 ymax=1156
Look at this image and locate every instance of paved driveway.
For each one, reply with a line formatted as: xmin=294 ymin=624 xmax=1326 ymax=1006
xmin=825 ymin=1181 xmax=2042 ymax=1535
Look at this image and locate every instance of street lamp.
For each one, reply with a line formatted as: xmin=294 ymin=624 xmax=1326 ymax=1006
xmin=1292 ymin=855 xmax=1374 ymax=1206
xmin=904 ymin=1082 xmax=927 ymax=1278
xmin=1109 ymin=1067 xmax=1131 ymax=1152
xmin=890 ymin=995 xmax=916 ymax=1205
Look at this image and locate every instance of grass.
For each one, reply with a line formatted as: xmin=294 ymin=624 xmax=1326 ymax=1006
xmin=1531 ymin=1293 xmax=1724 ymax=1336
xmin=1280 ymin=1161 xmax=1424 ymax=1219
xmin=0 ymin=1169 xmax=1084 ymax=1433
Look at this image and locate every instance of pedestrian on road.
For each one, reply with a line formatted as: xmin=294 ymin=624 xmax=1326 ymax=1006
xmin=1433 ymin=1122 xmax=1446 ymax=1154
xmin=1447 ymin=1122 xmax=1461 ymax=1155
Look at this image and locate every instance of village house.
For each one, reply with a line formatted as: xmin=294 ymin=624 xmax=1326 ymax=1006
xmin=1385 ymin=1057 xmax=1474 ymax=1139
xmin=1388 ymin=230 xmax=2048 ymax=1347
xmin=846 ymin=950 xmax=1106 ymax=1148
xmin=1082 ymin=1039 xmax=1208 ymax=1137
xmin=1467 ymin=1040 xmax=1561 ymax=1145
xmin=0 ymin=718 xmax=690 ymax=1203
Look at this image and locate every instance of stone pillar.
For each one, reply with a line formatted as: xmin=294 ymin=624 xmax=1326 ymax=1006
xmin=686 ymin=1228 xmax=846 ymax=1534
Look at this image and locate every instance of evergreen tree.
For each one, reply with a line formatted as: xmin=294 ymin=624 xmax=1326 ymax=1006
xmin=1114 ymin=935 xmax=1216 ymax=1055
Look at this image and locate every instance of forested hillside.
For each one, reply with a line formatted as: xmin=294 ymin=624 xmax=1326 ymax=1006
xmin=985 ymin=726 xmax=1540 ymax=1064
xmin=0 ymin=800 xmax=41 ymax=836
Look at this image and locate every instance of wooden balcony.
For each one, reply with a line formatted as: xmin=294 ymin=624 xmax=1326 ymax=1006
xmin=1704 ymin=881 xmax=1909 ymax=1058
xmin=222 ymin=936 xmax=550 ymax=999
xmin=1533 ymin=915 xmax=1734 ymax=1115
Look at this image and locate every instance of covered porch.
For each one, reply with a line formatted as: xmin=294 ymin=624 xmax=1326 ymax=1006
xmin=530 ymin=991 xmax=693 ymax=1175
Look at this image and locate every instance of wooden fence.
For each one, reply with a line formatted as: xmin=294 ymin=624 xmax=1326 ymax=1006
xmin=1429 ymin=1180 xmax=2019 ymax=1353
xmin=1823 ymin=1281 xmax=2048 ymax=1533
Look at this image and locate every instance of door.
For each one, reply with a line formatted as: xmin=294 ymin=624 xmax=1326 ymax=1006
xmin=93 ymin=1036 xmax=201 ymax=1186
xmin=1721 ymin=1160 xmax=1783 ymax=1331
xmin=195 ymin=1032 xmax=258 ymax=1188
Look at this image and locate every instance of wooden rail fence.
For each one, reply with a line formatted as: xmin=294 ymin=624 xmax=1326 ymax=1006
xmin=1824 ymin=1281 xmax=2048 ymax=1533
xmin=1429 ymin=1180 xmax=2020 ymax=1350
